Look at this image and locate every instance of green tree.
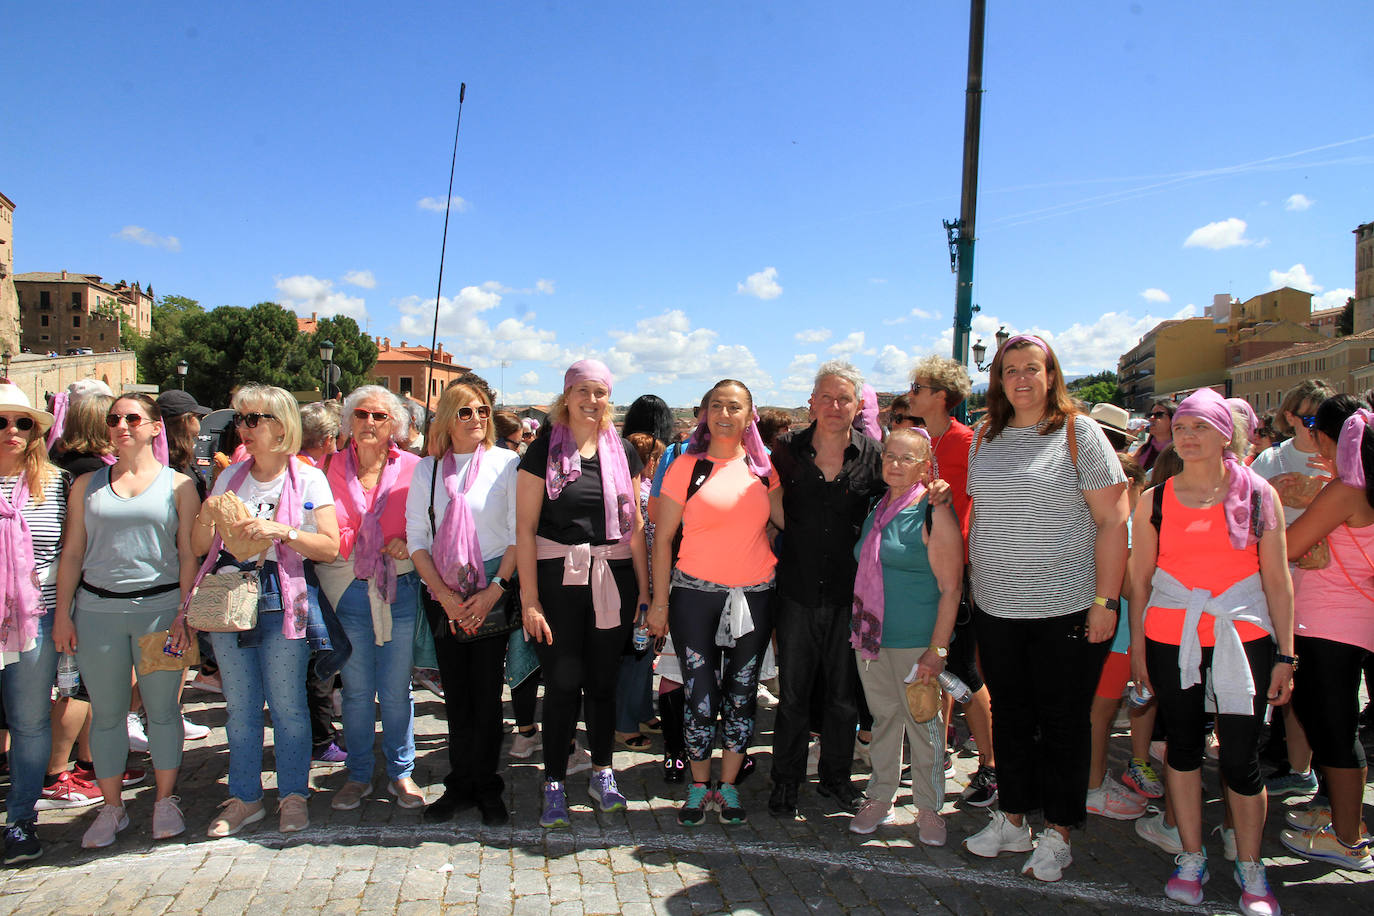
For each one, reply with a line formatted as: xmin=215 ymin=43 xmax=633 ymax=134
xmin=1067 ymin=369 xmax=1122 ymax=406
xmin=304 ymin=315 xmax=379 ymax=398
xmin=1338 ymin=297 xmax=1355 ymax=336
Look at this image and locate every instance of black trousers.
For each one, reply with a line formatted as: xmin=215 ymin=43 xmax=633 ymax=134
xmin=771 ymin=595 xmax=858 ymax=785
xmin=307 ymin=663 xmax=338 ymax=749
xmin=532 ymin=558 xmax=636 ymax=780
xmin=1292 ymin=634 xmax=1367 ymax=770
xmin=975 ymin=607 xmax=1109 ymax=829
xmin=433 ymin=626 xmax=508 ymax=800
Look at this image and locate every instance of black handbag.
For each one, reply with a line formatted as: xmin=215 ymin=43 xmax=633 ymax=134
xmin=424 ymin=457 xmax=523 ymax=643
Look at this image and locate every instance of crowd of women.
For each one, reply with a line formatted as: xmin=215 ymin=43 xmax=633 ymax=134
xmin=0 ymin=341 xmax=1370 ymax=916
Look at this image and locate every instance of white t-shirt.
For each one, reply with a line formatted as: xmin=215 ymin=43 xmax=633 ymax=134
xmin=210 ymin=460 xmax=334 ymax=565
xmin=967 ymin=414 xmax=1127 ymax=619
xmin=405 ymin=449 xmax=519 ymax=563
xmin=1249 ymin=437 xmax=1322 ymax=526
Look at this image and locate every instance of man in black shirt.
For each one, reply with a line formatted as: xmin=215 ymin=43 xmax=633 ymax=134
xmin=767 ymin=361 xmax=884 ymax=815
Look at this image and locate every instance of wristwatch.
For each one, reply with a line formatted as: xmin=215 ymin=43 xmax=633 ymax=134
xmin=284 ymin=528 xmax=299 ymax=542
xmin=491 ymin=576 xmax=507 ymax=591
xmin=1275 ymin=653 xmax=1299 ymax=670
xmin=929 ymin=645 xmax=948 ymax=658
xmin=1092 ymin=596 xmax=1120 ymax=611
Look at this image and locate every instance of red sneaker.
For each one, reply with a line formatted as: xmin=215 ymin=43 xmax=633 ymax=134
xmin=35 ymin=770 xmax=103 ymax=810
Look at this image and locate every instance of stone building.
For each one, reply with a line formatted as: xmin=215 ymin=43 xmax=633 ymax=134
xmin=15 ymin=271 xmax=154 ymax=354
xmin=370 ymin=337 xmax=471 ymax=402
xmin=0 ymin=192 xmax=17 ymax=358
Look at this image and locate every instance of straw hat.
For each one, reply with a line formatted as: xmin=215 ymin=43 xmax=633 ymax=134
xmin=1089 ymin=402 xmax=1132 ymax=449
xmin=906 ymin=679 xmax=942 ymax=723
xmin=0 ymin=383 xmax=55 ymax=436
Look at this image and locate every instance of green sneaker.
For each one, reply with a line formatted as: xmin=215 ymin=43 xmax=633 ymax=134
xmin=677 ymin=782 xmax=711 ymax=827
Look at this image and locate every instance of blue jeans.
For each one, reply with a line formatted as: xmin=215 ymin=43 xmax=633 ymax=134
xmin=614 ymin=651 xmax=655 ymax=734
xmin=335 ymin=571 xmax=419 ymax=783
xmin=2 ymin=613 xmax=56 ymax=824
xmin=210 ymin=614 xmax=311 ymax=801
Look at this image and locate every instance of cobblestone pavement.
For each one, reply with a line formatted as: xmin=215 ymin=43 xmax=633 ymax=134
xmin=1 ymin=682 xmax=1370 ymax=915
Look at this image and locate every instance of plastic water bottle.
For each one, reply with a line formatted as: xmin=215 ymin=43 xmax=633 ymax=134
xmin=937 ymin=670 xmax=972 ymax=704
xmin=302 ymin=501 xmax=316 ymax=531
xmin=57 ymin=654 xmax=81 ymax=697
xmin=1128 ymin=682 xmax=1153 ymax=707
xmin=632 ymin=603 xmax=651 ymax=652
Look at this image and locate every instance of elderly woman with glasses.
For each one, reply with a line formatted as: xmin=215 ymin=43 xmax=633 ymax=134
xmin=319 ymin=385 xmax=423 ymax=812
xmin=55 ymin=394 xmax=201 ymax=848
xmin=191 ymin=386 xmax=339 ymax=837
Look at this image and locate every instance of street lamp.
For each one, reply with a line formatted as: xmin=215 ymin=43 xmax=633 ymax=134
xmin=320 ymin=340 xmax=335 ymax=400
xmin=176 ymin=359 xmax=189 ymax=390
xmin=971 ymin=325 xmax=1010 ymax=373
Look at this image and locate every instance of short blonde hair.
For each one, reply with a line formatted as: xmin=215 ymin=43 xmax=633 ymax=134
xmin=911 ymin=356 xmax=973 ymax=408
xmin=232 ymin=384 xmax=301 ymax=455
xmin=884 ymin=426 xmax=933 ymax=460
xmin=429 ymin=383 xmax=496 ymax=456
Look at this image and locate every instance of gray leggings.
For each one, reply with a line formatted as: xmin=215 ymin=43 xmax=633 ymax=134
xmin=76 ymin=607 xmax=184 ymax=779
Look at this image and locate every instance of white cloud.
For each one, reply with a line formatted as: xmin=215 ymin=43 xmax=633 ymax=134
xmin=535 ymin=279 xmax=555 ymax=295
xmin=868 ymin=344 xmax=914 ymax=390
xmin=480 ymin=279 xmax=556 ymax=296
xmin=275 ymin=274 xmax=368 ymax=321
xmin=343 ymin=270 xmax=376 ymax=289
xmin=519 ymin=370 xmax=540 ymax=386
xmin=737 ymin=267 xmax=782 ymax=300
xmin=395 ymin=284 xmax=566 ymax=369
xmin=828 ymin=331 xmax=867 ymax=356
xmin=1184 ymin=217 xmax=1254 ymax=250
xmin=883 ymin=307 xmax=939 ymax=326
xmin=601 ymin=310 xmax=773 ymax=389
xmin=113 ymin=225 xmax=181 ymax=252
xmin=499 ymin=388 xmax=558 ymax=406
xmin=1140 ymin=288 xmax=1170 ymax=303
xmin=418 ymin=195 xmax=469 ymax=213
xmin=1314 ymin=288 xmax=1353 ymax=310
xmin=779 ymin=353 xmax=820 ymax=393
xmin=1284 ymin=194 xmax=1313 ymax=212
xmin=795 ymin=327 xmax=831 ymax=343
xmin=1269 ymin=263 xmax=1320 ymax=292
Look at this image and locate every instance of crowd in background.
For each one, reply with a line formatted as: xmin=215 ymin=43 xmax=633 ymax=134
xmin=1 ymin=347 xmax=1372 ymax=916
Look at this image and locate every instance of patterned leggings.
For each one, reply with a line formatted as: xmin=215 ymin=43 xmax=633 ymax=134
xmin=669 ymin=586 xmax=773 ymax=760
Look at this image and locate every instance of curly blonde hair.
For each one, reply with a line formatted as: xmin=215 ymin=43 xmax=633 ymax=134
xmin=911 ymin=356 xmax=973 ymax=409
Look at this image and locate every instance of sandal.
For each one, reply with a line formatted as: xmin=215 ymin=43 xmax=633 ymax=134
xmin=616 ymin=732 xmax=651 ymax=750
xmin=640 ymin=717 xmax=663 ymax=734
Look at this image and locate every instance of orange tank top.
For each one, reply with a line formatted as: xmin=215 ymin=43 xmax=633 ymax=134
xmin=1143 ymin=478 xmax=1269 ymax=647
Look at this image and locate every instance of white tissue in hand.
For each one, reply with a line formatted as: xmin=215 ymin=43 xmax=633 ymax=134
xmin=904 ymin=662 xmax=921 ymax=684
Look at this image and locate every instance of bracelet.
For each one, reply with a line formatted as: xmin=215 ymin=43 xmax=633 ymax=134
xmin=1274 ymin=653 xmax=1298 ymax=670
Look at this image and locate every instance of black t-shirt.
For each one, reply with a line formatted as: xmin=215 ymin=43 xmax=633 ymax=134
xmin=53 ymin=449 xmax=108 ymax=478
xmin=519 ymin=432 xmax=644 ymax=546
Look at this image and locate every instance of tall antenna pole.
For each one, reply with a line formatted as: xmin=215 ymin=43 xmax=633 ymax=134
xmin=946 ymin=0 xmax=986 ymax=422
xmin=423 ymin=83 xmax=467 ymax=433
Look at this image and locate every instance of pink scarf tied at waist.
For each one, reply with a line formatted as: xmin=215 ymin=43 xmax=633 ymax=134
xmin=345 ymin=444 xmax=404 ymax=602
xmin=196 ymin=459 xmax=310 ymax=638
xmin=431 ymin=447 xmax=487 ymax=599
xmin=535 ymin=535 xmax=632 ymax=629
xmin=851 ymin=481 xmax=928 ymax=661
xmin=0 ymin=474 xmax=43 ymax=653
xmin=1337 ymin=408 xmax=1373 ymax=490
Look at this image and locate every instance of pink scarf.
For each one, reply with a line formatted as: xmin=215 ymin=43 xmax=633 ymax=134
xmin=0 ymin=474 xmax=42 ymax=652
xmin=222 ymin=459 xmax=309 ymax=638
xmin=685 ymin=408 xmax=774 ymax=478
xmin=45 ymin=392 xmax=68 ymax=450
xmin=1174 ymin=388 xmax=1278 ymax=549
xmin=1337 ymin=408 xmax=1373 ymax=490
xmin=854 ymin=384 xmax=883 ymax=441
xmin=431 ymin=447 xmax=487 ymax=599
xmin=546 ymin=423 xmax=635 ymax=541
xmin=343 ymin=443 xmax=403 ymax=602
xmin=851 ymin=482 xmax=928 ymax=661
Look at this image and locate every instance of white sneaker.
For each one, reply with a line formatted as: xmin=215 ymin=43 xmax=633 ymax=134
xmin=1135 ymin=806 xmax=1183 ymax=854
xmin=1085 ymin=773 xmax=1147 ymax=820
xmin=182 ymin=716 xmax=210 ymax=741
xmin=127 ymin=713 xmax=149 ymax=753
xmin=1022 ymin=829 xmax=1072 ymax=882
xmin=964 ymin=810 xmax=1034 ymax=858
xmin=806 ymin=738 xmax=820 ymax=777
xmin=567 ymin=741 xmax=593 ymax=776
xmin=1214 ymin=824 xmax=1238 ymax=862
xmin=509 ymin=729 xmax=540 ymax=759
xmin=756 ymin=682 xmax=779 ymax=708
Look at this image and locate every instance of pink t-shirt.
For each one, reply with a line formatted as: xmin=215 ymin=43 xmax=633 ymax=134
xmin=327 ymin=444 xmax=420 ymax=560
xmin=662 ymin=452 xmax=778 ymax=587
xmin=1295 ymin=521 xmax=1374 ymax=653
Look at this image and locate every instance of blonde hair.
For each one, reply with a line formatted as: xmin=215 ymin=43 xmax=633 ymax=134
xmin=57 ymin=393 xmax=113 ymax=456
xmin=911 ymin=355 xmax=973 ymax=409
xmin=17 ymin=427 xmax=58 ymax=502
xmin=885 ymin=427 xmax=933 ymax=460
xmin=429 ymin=383 xmax=496 ymax=456
xmin=231 ymin=385 xmax=301 ymax=455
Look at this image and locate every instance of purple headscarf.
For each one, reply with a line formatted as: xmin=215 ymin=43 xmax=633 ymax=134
xmin=1226 ymin=397 xmax=1260 ymax=439
xmin=853 ymin=384 xmax=883 ymax=441
xmin=1336 ymin=408 xmax=1373 ymax=490
xmin=546 ymin=359 xmax=636 ymax=540
xmin=686 ymin=401 xmax=773 ymax=479
xmin=1174 ymin=388 xmax=1278 ymax=550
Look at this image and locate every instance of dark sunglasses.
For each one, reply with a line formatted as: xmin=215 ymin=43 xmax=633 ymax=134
xmin=1297 ymin=414 xmax=1319 ymax=430
xmin=352 ymin=409 xmax=391 ymax=423
xmin=105 ymin=413 xmax=149 ymax=428
xmin=0 ymin=416 xmax=36 ymax=432
xmin=233 ymin=412 xmax=276 ymax=429
xmin=890 ymin=414 xmax=917 ymax=425
xmin=909 ymin=383 xmax=931 ymax=393
xmin=1148 ymin=411 xmax=1170 ymax=420
xmin=456 ymin=405 xmax=491 ymax=422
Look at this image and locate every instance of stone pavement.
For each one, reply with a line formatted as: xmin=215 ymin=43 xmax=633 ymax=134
xmin=1 ymin=682 xmax=1370 ymax=915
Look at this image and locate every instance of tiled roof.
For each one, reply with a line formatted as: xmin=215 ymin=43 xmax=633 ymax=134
xmin=1229 ymin=327 xmax=1374 ymax=369
xmin=13 ymin=271 xmax=110 ymax=286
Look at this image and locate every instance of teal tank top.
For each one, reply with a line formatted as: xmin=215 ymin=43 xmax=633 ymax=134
xmin=853 ymin=496 xmax=941 ymax=649
xmin=78 ymin=465 xmax=181 ymax=613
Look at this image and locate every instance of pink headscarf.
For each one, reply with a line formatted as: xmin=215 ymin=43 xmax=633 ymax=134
xmin=1227 ymin=397 xmax=1260 ymax=438
xmin=854 ymin=384 xmax=883 ymax=441
xmin=685 ymin=405 xmax=773 ymax=479
xmin=1173 ymin=388 xmax=1278 ymax=550
xmin=0 ymin=474 xmax=42 ymax=652
xmin=546 ymin=359 xmax=635 ymax=541
xmin=1336 ymin=408 xmax=1373 ymax=490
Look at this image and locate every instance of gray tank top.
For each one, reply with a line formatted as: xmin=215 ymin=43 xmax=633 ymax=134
xmin=78 ymin=464 xmax=181 ymax=613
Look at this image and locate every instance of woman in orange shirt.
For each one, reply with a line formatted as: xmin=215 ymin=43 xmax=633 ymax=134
xmin=648 ymin=379 xmax=781 ymax=827
xmin=1129 ymin=387 xmax=1294 ymax=915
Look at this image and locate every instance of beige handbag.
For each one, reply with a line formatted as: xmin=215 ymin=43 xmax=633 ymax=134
xmin=183 ymin=538 xmax=262 ymax=633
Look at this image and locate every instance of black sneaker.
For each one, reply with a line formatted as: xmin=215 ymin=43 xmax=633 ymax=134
xmin=3 ymin=819 xmax=41 ymax=865
xmin=960 ymin=764 xmax=998 ymax=808
xmin=734 ymin=754 xmax=756 ymax=787
xmin=678 ymin=782 xmax=712 ymax=827
xmin=422 ymin=790 xmax=475 ymax=823
xmin=476 ymin=794 xmax=509 ymax=826
xmin=817 ymin=780 xmax=864 ymax=813
xmin=768 ymin=781 xmax=798 ymax=817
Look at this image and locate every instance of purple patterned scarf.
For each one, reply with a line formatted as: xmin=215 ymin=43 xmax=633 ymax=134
xmin=344 ymin=443 xmax=404 ymax=602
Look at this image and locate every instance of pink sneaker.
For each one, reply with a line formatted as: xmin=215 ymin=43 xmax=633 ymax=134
xmin=1234 ymin=860 xmax=1280 ymax=916
xmin=1165 ymin=851 xmax=1209 ymax=905
xmin=1085 ymin=773 xmax=1146 ymax=820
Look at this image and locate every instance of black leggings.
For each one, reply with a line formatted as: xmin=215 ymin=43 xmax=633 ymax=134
xmin=433 ymin=625 xmax=507 ymax=799
xmin=511 ymin=671 xmax=540 ymax=730
xmin=1146 ymin=636 xmax=1273 ymax=795
xmin=669 ymin=586 xmax=773 ymax=761
xmin=531 ymin=558 xmax=636 ymax=780
xmin=1292 ymin=635 xmax=1369 ymax=769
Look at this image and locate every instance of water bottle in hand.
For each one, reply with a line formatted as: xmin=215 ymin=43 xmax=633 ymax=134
xmin=632 ymin=603 xmax=651 ymax=653
xmin=57 ymin=653 xmax=81 ymax=697
xmin=937 ymin=670 xmax=972 ymax=704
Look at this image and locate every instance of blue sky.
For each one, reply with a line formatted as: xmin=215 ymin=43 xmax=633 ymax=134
xmin=4 ymin=1 xmax=1371 ymax=406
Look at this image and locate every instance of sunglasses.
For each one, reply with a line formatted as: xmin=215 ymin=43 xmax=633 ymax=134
xmin=233 ymin=412 xmax=277 ymax=429
xmin=1297 ymin=414 xmax=1319 ymax=430
xmin=105 ymin=413 xmax=150 ymax=428
xmin=909 ymin=383 xmax=931 ymax=393
xmin=889 ymin=414 xmax=918 ymax=425
xmin=1148 ymin=412 xmax=1170 ymax=420
xmin=456 ymin=405 xmax=491 ymax=422
xmin=0 ymin=416 xmax=36 ymax=432
xmin=353 ymin=409 xmax=391 ymax=423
